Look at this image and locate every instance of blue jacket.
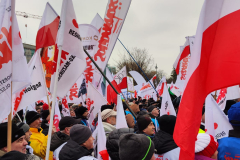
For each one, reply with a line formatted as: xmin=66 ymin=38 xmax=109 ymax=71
xmin=217 ymin=137 xmax=240 ymax=160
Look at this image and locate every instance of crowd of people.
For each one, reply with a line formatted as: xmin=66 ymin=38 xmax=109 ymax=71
xmin=0 ymin=95 xmax=240 ymax=160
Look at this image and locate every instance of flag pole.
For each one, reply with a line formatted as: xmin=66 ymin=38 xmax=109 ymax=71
xmin=117 ymin=38 xmax=159 ymax=97
xmin=45 ymin=46 xmax=62 ymax=160
xmin=84 ymin=49 xmax=136 ymax=119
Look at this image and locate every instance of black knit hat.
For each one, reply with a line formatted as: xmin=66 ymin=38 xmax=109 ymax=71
xmin=70 ymin=124 xmax=92 ymax=145
xmin=101 ymin=105 xmax=114 ymax=112
xmin=119 ymin=133 xmax=155 ymax=160
xmin=157 ymin=115 xmax=176 ymax=135
xmin=147 ymin=105 xmax=157 ymax=113
xmin=0 ymin=122 xmax=25 ymax=148
xmin=41 ymin=110 xmax=50 ymax=120
xmin=75 ymin=107 xmax=88 ymax=117
xmin=59 ymin=116 xmax=81 ymax=131
xmin=26 ymin=111 xmax=41 ymax=125
xmin=137 ymin=115 xmax=152 ymax=131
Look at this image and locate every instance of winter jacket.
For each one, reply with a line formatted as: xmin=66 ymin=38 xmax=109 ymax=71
xmin=59 ymin=139 xmax=93 ymax=160
xmin=153 ymin=130 xmax=178 ymax=155
xmin=0 ymin=150 xmax=6 ymax=158
xmin=154 ymin=148 xmax=180 ymax=160
xmin=50 ymin=131 xmax=70 ymax=151
xmin=217 ymin=129 xmax=240 ymax=160
xmin=41 ymin=119 xmax=49 ymax=136
xmin=102 ymin=122 xmax=116 ymax=137
xmin=78 ymin=156 xmax=97 ymax=160
xmin=106 ymin=128 xmax=134 ymax=160
xmin=29 ymin=128 xmax=53 ymax=160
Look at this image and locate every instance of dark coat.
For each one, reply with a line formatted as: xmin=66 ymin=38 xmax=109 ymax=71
xmin=59 ymin=139 xmax=92 ymax=160
xmin=50 ymin=131 xmax=70 ymax=151
xmin=41 ymin=119 xmax=49 ymax=136
xmin=153 ymin=130 xmax=178 ymax=155
xmin=106 ymin=128 xmax=134 ymax=160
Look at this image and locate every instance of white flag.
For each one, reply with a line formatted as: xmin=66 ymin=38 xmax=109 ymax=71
xmin=62 ymin=96 xmax=70 ymax=117
xmin=54 ymin=99 xmax=61 ymax=132
xmin=116 ymin=95 xmax=128 ymax=129
xmin=205 ymin=94 xmax=233 ymax=140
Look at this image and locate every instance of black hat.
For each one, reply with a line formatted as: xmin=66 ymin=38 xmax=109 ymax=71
xmin=119 ymin=133 xmax=155 ymax=160
xmin=101 ymin=105 xmax=114 ymax=112
xmin=41 ymin=110 xmax=50 ymax=120
xmin=26 ymin=111 xmax=41 ymax=125
xmin=157 ymin=115 xmax=176 ymax=135
xmin=59 ymin=116 xmax=81 ymax=131
xmin=147 ymin=105 xmax=158 ymax=113
xmin=70 ymin=124 xmax=92 ymax=145
xmin=137 ymin=115 xmax=152 ymax=131
xmin=0 ymin=123 xmax=25 ymax=148
xmin=75 ymin=107 xmax=88 ymax=117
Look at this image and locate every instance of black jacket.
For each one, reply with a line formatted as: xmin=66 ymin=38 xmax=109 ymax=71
xmin=59 ymin=139 xmax=93 ymax=160
xmin=41 ymin=119 xmax=49 ymax=136
xmin=153 ymin=130 xmax=178 ymax=155
xmin=106 ymin=128 xmax=134 ymax=160
xmin=50 ymin=131 xmax=70 ymax=151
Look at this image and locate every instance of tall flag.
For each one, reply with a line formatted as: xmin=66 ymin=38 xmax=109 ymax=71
xmin=116 ymin=95 xmax=128 ymax=129
xmin=93 ymin=0 xmax=132 ymax=83
xmin=173 ymin=1 xmax=240 ymax=159
xmin=160 ymin=77 xmax=176 ymax=116
xmin=205 ymin=94 xmax=233 ymax=140
xmin=156 ymin=77 xmax=167 ymax=97
xmin=139 ymin=75 xmax=157 ymax=100
xmin=91 ymin=13 xmax=104 ymax=33
xmin=53 ymin=99 xmax=61 ymax=132
xmin=0 ymin=0 xmax=31 ymax=122
xmin=114 ymin=66 xmax=127 ymax=90
xmin=50 ymin=0 xmax=86 ymax=98
xmin=13 ymin=52 xmax=47 ymax=116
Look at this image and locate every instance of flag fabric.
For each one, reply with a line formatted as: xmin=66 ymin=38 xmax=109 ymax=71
xmin=114 ymin=66 xmax=127 ymax=90
xmin=173 ymin=1 xmax=240 ymax=159
xmin=50 ymin=0 xmax=86 ymax=98
xmin=138 ymin=75 xmax=158 ymax=100
xmin=35 ymin=2 xmax=59 ymax=51
xmin=87 ymin=82 xmax=108 ymax=131
xmin=205 ymin=94 xmax=233 ymax=140
xmin=53 ymin=99 xmax=61 ymax=132
xmin=116 ymin=95 xmax=128 ymax=129
xmin=226 ymin=85 xmax=240 ymax=100
xmin=91 ymin=13 xmax=104 ymax=33
xmin=134 ymin=90 xmax=137 ymax=98
xmin=12 ymin=52 xmax=47 ymax=116
xmin=160 ymin=77 xmax=176 ymax=116
xmin=156 ymin=77 xmax=167 ymax=97
xmin=93 ymin=0 xmax=132 ymax=84
xmin=216 ymin=88 xmax=227 ymax=110
xmin=61 ymin=96 xmax=70 ymax=117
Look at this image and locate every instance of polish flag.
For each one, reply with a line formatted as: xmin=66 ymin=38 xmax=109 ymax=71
xmin=35 ymin=2 xmax=60 ymax=51
xmin=116 ymin=95 xmax=128 ymax=129
xmin=114 ymin=66 xmax=127 ymax=90
xmin=173 ymin=1 xmax=240 ymax=159
xmin=205 ymin=94 xmax=233 ymax=140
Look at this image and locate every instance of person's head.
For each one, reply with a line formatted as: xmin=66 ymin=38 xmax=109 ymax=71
xmin=59 ymin=116 xmax=81 ymax=135
xmin=70 ymin=109 xmax=76 ymax=117
xmin=195 ymin=134 xmax=218 ymax=159
xmin=148 ymin=106 xmax=159 ymax=117
xmin=70 ymin=124 xmax=94 ymax=150
xmin=26 ymin=111 xmax=41 ymax=129
xmin=16 ymin=122 xmax=32 ymax=142
xmin=41 ymin=110 xmax=50 ymax=121
xmin=228 ymin=102 xmax=240 ymax=128
xmin=75 ymin=107 xmax=89 ymax=119
xmin=35 ymin=106 xmax=41 ymax=114
xmin=119 ymin=133 xmax=155 ymax=160
xmin=129 ymin=104 xmax=140 ymax=114
xmin=157 ymin=115 xmax=176 ymax=135
xmin=101 ymin=109 xmax=117 ymax=126
xmin=137 ymin=115 xmax=155 ymax=136
xmin=0 ymin=123 xmax=28 ymax=154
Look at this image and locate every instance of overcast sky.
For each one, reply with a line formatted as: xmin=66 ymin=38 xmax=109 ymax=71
xmin=16 ymin=0 xmax=204 ymax=77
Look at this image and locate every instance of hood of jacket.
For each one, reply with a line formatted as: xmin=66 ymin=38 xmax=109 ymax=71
xmin=50 ymin=131 xmax=70 ymax=151
xmin=59 ymin=139 xmax=92 ymax=160
xmin=106 ymin=128 xmax=134 ymax=160
xmin=153 ymin=130 xmax=178 ymax=154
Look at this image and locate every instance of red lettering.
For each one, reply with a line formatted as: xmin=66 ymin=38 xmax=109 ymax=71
xmin=69 ymin=83 xmax=78 ymax=100
xmin=216 ymin=88 xmax=227 ymax=104
xmin=13 ymin=89 xmax=25 ymax=115
xmin=84 ymin=57 xmax=94 ymax=85
xmin=86 ymin=98 xmax=94 ymax=111
xmin=62 ymin=98 xmax=69 ymax=109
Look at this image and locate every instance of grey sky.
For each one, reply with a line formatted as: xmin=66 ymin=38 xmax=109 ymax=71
xmin=16 ymin=0 xmax=204 ymax=77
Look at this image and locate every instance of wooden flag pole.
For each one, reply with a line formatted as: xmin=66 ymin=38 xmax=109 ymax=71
xmin=7 ymin=110 xmax=12 ymax=152
xmin=83 ymin=49 xmax=136 ymax=118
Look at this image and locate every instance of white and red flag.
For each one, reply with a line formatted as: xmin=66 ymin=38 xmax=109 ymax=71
xmin=53 ymin=99 xmax=61 ymax=132
xmin=114 ymin=66 xmax=127 ymax=90
xmin=116 ymin=95 xmax=128 ymax=129
xmin=160 ymin=77 xmax=176 ymax=116
xmin=91 ymin=13 xmax=104 ymax=33
xmin=205 ymin=94 xmax=233 ymax=140
xmin=173 ymin=1 xmax=240 ymax=159
xmin=61 ymin=96 xmax=70 ymax=117
xmin=93 ymin=0 xmax=132 ymax=83
xmin=156 ymin=77 xmax=167 ymax=97
xmin=87 ymin=82 xmax=108 ymax=130
xmin=216 ymin=88 xmax=227 ymax=110
xmin=35 ymin=2 xmax=59 ymax=51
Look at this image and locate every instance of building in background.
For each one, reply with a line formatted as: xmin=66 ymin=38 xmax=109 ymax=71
xmin=23 ymin=43 xmax=35 ymax=63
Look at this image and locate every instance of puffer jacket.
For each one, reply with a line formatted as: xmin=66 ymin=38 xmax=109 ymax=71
xmin=153 ymin=130 xmax=178 ymax=155
xmin=50 ymin=131 xmax=70 ymax=151
xmin=59 ymin=139 xmax=93 ymax=160
xmin=106 ymin=128 xmax=134 ymax=160
xmin=29 ymin=128 xmax=53 ymax=160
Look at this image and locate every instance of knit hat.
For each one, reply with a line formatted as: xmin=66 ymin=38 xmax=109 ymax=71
xmin=119 ymin=133 xmax=155 ymax=160
xmin=26 ymin=111 xmax=41 ymax=125
xmin=41 ymin=110 xmax=50 ymax=120
xmin=195 ymin=134 xmax=218 ymax=158
xmin=70 ymin=124 xmax=92 ymax=145
xmin=0 ymin=122 xmax=25 ymax=148
xmin=59 ymin=116 xmax=81 ymax=131
xmin=137 ymin=115 xmax=152 ymax=131
xmin=75 ymin=107 xmax=88 ymax=117
xmin=228 ymin=102 xmax=240 ymax=126
xmin=42 ymin=103 xmax=49 ymax=110
xmin=147 ymin=105 xmax=157 ymax=113
xmin=16 ymin=122 xmax=30 ymax=133
xmin=101 ymin=109 xmax=117 ymax=120
xmin=157 ymin=115 xmax=176 ymax=135
xmin=101 ymin=105 xmax=114 ymax=112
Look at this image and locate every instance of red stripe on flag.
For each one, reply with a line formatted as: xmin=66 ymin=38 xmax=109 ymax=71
xmin=175 ymin=45 xmax=190 ymax=75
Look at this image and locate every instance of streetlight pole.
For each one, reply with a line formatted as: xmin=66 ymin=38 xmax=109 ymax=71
xmin=155 ymin=64 xmax=158 ymax=85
